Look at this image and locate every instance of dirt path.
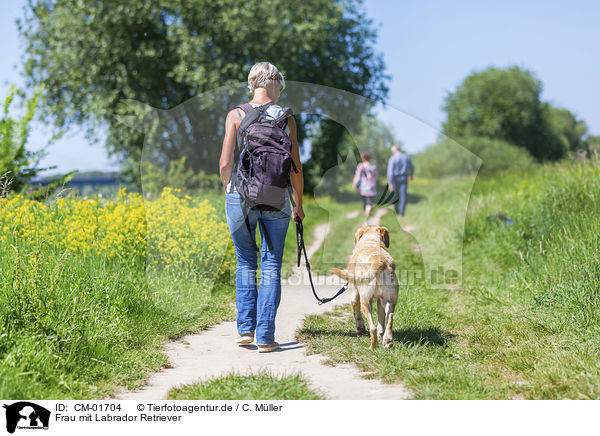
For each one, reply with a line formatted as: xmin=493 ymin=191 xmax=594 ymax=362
xmin=115 ymin=206 xmax=410 ymax=400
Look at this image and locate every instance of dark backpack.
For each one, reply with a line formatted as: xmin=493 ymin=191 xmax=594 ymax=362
xmin=232 ymin=102 xmax=297 ymax=211
xmin=230 ymin=102 xmax=297 ymax=251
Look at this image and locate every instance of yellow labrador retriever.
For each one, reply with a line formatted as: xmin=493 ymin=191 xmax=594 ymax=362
xmin=330 ymin=226 xmax=398 ymax=349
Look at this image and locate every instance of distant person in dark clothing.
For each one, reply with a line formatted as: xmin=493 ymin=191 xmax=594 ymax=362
xmin=387 ymin=144 xmax=414 ymax=216
xmin=352 ymin=152 xmax=378 ymax=217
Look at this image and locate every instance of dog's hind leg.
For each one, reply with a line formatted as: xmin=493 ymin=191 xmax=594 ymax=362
xmin=383 ymin=301 xmax=395 ymax=349
xmin=350 ymin=285 xmax=366 ymax=335
xmin=377 ymin=298 xmax=385 ymax=339
xmin=360 ymin=300 xmax=377 ymax=349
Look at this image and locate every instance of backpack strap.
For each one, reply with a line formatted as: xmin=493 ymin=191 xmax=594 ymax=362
xmin=237 ymin=102 xmax=273 ymax=116
xmin=269 ymin=107 xmax=297 ymax=174
xmin=242 ymin=215 xmax=274 ymax=253
xmin=273 ymin=107 xmax=292 ymax=122
xmin=231 ymin=102 xmax=271 ymax=192
xmin=235 ymin=103 xmax=253 ymax=150
xmin=235 ymin=102 xmax=273 ymax=150
xmin=236 ymin=103 xmax=254 ymax=116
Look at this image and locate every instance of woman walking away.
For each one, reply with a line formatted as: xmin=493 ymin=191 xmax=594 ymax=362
xmin=219 ymin=62 xmax=304 ymax=353
xmin=352 ymin=151 xmax=378 ymax=217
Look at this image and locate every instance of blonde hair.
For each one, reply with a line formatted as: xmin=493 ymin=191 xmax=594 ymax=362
xmin=247 ymin=62 xmax=286 ymax=93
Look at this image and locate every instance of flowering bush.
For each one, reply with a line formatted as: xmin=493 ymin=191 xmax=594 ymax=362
xmin=0 ymin=187 xmax=235 ymax=277
xmin=145 ymin=187 xmax=235 ymax=275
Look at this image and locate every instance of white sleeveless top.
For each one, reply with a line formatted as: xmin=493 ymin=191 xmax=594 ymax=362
xmin=226 ymin=103 xmax=290 ymax=193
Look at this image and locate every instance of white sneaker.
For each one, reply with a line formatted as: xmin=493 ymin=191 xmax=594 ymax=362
xmin=257 ymin=342 xmax=280 ymax=353
xmin=236 ymin=333 xmax=254 ymax=345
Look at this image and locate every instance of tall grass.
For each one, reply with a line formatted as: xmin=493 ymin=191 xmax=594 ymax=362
xmin=0 ymin=188 xmax=237 ymax=399
xmin=459 ymin=161 xmax=600 ymax=398
xmin=299 ymin=160 xmax=600 ymax=399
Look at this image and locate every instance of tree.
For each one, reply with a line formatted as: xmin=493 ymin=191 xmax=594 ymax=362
xmin=413 ymin=136 xmax=533 ymax=178
xmin=18 ymin=0 xmax=388 ymax=186
xmin=309 ymin=114 xmax=399 ymax=194
xmin=0 ymin=85 xmax=73 ymax=197
xmin=544 ymin=104 xmax=589 ymax=153
xmin=442 ymin=66 xmax=565 ymax=160
xmin=342 ymin=114 xmax=397 ymax=173
xmin=586 ymin=135 xmax=600 ymax=159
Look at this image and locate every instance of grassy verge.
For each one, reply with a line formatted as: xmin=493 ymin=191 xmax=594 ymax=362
xmin=0 ymin=255 xmax=236 ymax=399
xmin=281 ymin=196 xmax=330 ymax=277
xmin=0 ymin=185 xmax=360 ymax=399
xmin=280 ymin=196 xmax=363 ymax=277
xmin=0 ymin=189 xmax=237 ymax=399
xmin=298 ymin=161 xmax=600 ymax=399
xmin=167 ymin=372 xmax=324 ymax=400
xmin=300 ymin=199 xmax=365 ymax=275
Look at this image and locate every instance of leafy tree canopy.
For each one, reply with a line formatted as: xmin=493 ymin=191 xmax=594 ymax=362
xmin=309 ymin=114 xmax=399 ymax=193
xmin=442 ymin=66 xmax=566 ymax=161
xmin=18 ymin=0 xmax=388 ymax=187
xmin=543 ymin=104 xmax=589 ymax=154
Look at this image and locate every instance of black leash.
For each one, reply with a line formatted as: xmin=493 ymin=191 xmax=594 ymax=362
xmin=294 ymin=218 xmax=348 ymax=305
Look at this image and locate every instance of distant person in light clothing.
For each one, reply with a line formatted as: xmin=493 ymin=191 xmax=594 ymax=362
xmin=352 ymin=152 xmax=378 ymax=217
xmin=387 ymin=145 xmax=413 ymax=216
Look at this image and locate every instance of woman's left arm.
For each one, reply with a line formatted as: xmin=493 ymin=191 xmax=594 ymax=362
xmin=288 ymin=116 xmax=304 ymax=222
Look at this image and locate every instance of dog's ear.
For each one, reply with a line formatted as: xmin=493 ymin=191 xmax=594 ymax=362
xmin=354 ymin=227 xmax=369 ymax=245
xmin=377 ymin=226 xmax=390 ymax=248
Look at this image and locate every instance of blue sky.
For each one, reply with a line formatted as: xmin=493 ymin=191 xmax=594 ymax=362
xmin=1 ymin=0 xmax=599 ymax=174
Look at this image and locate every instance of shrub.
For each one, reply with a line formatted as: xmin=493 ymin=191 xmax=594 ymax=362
xmin=141 ymin=156 xmax=222 ymax=198
xmin=0 ymin=187 xmax=235 ymax=275
xmin=414 ymin=136 xmax=533 ymax=178
xmin=0 ymin=86 xmax=74 ymax=198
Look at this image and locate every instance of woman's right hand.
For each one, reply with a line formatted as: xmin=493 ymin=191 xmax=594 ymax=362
xmin=293 ymin=206 xmax=304 ymax=223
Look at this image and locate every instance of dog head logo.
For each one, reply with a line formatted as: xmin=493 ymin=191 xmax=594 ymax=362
xmin=3 ymin=402 xmax=50 ymax=433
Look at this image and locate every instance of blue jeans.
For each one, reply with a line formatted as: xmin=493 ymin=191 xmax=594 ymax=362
xmin=391 ymin=176 xmax=408 ymax=216
xmin=225 ymin=192 xmax=290 ymax=345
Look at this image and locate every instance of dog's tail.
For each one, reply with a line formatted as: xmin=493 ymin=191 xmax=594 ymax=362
xmin=329 ymin=268 xmax=378 ymax=284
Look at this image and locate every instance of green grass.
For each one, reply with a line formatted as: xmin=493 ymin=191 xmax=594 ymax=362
xmin=280 ymin=196 xmax=331 ymax=277
xmin=167 ymin=372 xmax=324 ymax=400
xmin=298 ymin=160 xmax=600 ymax=399
xmin=280 ymin=196 xmax=363 ymax=277
xmin=0 ymin=188 xmax=238 ymax=399
xmin=307 ymin=200 xmax=369 ymax=275
xmin=0 ymin=249 xmax=236 ymax=399
xmin=7 ymin=161 xmax=598 ymax=400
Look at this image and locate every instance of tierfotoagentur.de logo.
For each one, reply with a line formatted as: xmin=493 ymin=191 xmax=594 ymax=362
xmin=3 ymin=402 xmax=50 ymax=434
